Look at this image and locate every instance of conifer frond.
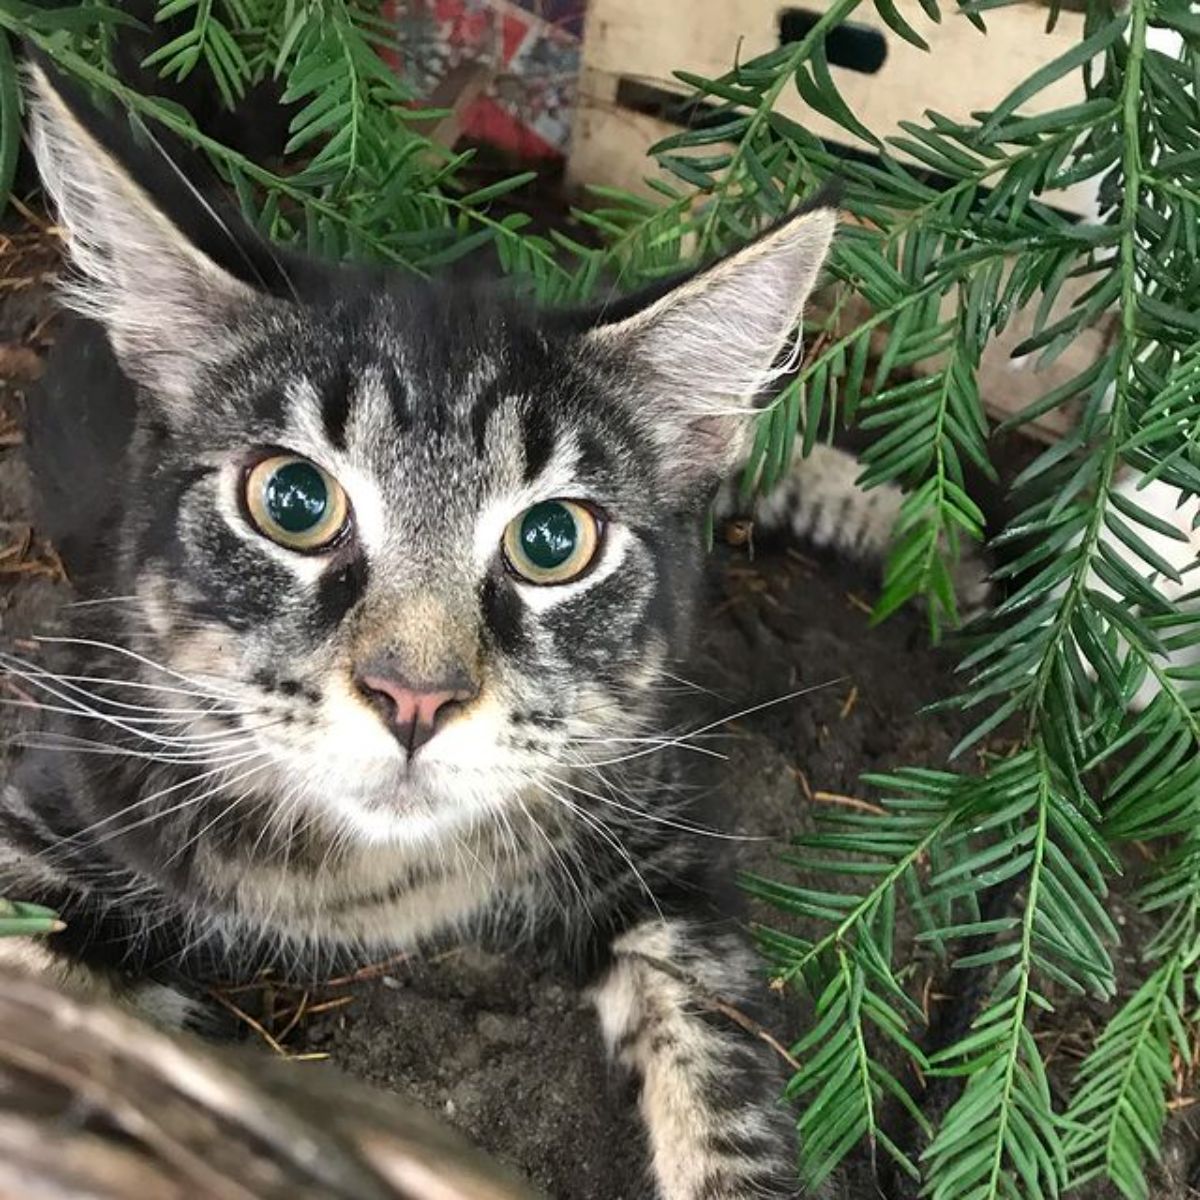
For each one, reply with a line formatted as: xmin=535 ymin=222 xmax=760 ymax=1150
xmin=1062 ymin=836 xmax=1200 ymax=1198
xmin=784 ymin=946 xmax=930 ymax=1189
xmin=1 ymin=1 xmax=1199 ymax=1194
xmin=1063 ymin=948 xmax=1195 ymax=1199
xmin=142 ymin=0 xmax=252 ymax=109
xmin=0 ymin=898 xmax=62 ymax=937
xmin=745 ymin=768 xmax=958 ymax=1184
xmin=919 ymin=749 xmax=1115 ymax=1200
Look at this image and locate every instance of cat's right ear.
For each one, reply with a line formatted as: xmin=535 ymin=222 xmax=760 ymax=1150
xmin=25 ymin=60 xmax=292 ymax=406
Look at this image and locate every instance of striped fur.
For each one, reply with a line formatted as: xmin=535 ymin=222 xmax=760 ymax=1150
xmin=594 ymin=921 xmax=802 ymax=1199
xmin=0 ymin=64 xmax=966 ymax=1198
xmin=718 ymin=442 xmax=993 ymax=619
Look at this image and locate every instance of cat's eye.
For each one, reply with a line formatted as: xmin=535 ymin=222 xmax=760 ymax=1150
xmin=244 ymin=454 xmax=349 ymax=552
xmin=503 ymin=500 xmax=602 ymax=585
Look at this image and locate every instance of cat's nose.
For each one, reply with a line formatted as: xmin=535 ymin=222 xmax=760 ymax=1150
xmin=355 ymin=662 xmax=477 ymax=759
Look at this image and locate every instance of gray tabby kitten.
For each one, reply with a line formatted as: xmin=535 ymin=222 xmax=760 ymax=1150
xmin=0 ymin=65 xmax=910 ymax=1199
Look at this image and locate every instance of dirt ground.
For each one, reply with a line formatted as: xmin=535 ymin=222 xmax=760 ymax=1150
xmin=0 ymin=218 xmax=1196 ymax=1200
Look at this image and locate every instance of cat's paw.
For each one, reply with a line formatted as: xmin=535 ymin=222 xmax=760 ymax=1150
xmin=129 ymin=980 xmax=238 ymax=1038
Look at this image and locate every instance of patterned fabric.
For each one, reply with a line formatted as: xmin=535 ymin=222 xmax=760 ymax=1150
xmin=388 ymin=0 xmax=588 ymax=159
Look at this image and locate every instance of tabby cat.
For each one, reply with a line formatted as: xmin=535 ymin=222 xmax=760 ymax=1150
xmin=0 ymin=64 xmax=920 ymax=1199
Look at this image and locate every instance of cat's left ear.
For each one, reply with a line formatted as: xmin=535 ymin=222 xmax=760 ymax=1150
xmin=25 ymin=61 xmax=293 ymax=406
xmin=584 ymin=202 xmax=837 ymax=490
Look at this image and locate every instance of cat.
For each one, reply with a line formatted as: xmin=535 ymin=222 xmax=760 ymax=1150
xmin=0 ymin=62 xmax=948 ymax=1200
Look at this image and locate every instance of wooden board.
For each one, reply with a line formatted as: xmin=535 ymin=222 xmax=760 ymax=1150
xmin=569 ymin=0 xmax=1110 ymax=439
xmin=569 ymin=0 xmax=1097 ymax=216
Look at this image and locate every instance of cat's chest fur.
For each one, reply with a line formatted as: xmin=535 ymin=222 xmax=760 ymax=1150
xmin=1 ymin=760 xmax=586 ymax=982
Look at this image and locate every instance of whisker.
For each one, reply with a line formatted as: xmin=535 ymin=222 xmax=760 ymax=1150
xmin=658 ymin=669 xmax=732 ymax=703
xmin=31 ymin=635 xmax=242 ymax=700
xmin=0 ymin=695 xmax=286 ymax=758
xmin=546 ymin=770 xmax=765 ymax=843
xmin=63 ymin=595 xmax=142 ymax=608
xmin=59 ymin=757 xmax=274 ymax=857
xmin=517 ymin=797 xmax=591 ymax=921
xmin=566 ymin=732 xmax=727 ymax=761
xmin=1 ymin=693 xmax=239 ymax=727
xmin=9 ymin=730 xmax=263 ymax=767
xmin=131 ymin=112 xmax=303 ymax=306
xmin=3 ymin=666 xmax=251 ymax=711
xmin=162 ymin=778 xmax=264 ymax=869
xmin=0 ymin=655 xmax=233 ymax=741
xmin=43 ymin=752 xmax=268 ymax=853
xmin=583 ymin=679 xmax=843 ymax=769
xmin=0 ymin=655 xmax=284 ymax=745
xmin=533 ymin=779 xmax=663 ymax=920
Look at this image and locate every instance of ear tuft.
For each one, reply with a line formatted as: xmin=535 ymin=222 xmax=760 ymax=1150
xmin=25 ymin=62 xmax=260 ymax=403
xmin=587 ymin=203 xmax=837 ymax=492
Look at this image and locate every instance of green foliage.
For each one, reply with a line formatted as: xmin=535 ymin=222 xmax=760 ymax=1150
xmin=748 ymin=750 xmax=1122 ymax=1194
xmin=0 ymin=1 xmax=564 ymax=278
xmin=1063 ymin=953 xmax=1193 ymax=1198
xmin=0 ymin=898 xmax=61 ymax=936
xmin=629 ymin=0 xmax=1200 ymax=1194
xmin=0 ymin=1 xmax=1197 ymax=1196
xmin=744 ymin=767 xmax=960 ymax=1186
xmin=920 ymin=751 xmax=1115 ymax=1200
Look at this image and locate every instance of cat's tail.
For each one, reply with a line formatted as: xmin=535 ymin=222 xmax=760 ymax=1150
xmin=717 ymin=441 xmax=994 ymax=618
xmin=718 ymin=442 xmax=902 ymax=561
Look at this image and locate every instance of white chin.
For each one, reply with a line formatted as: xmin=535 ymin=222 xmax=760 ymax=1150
xmin=306 ymin=759 xmax=507 ymax=849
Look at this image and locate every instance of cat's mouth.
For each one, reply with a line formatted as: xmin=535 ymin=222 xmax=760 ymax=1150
xmin=318 ymin=757 xmax=522 ymax=848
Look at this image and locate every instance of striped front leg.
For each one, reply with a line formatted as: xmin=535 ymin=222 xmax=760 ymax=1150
xmin=592 ymin=919 xmax=801 ymax=1200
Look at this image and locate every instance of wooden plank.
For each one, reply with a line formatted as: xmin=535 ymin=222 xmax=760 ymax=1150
xmin=570 ymin=0 xmax=1097 ymax=216
xmin=569 ymin=0 xmax=1109 ymax=441
xmin=821 ymin=282 xmax=1110 ymax=445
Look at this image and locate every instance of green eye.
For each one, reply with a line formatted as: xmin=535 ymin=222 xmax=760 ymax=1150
xmin=245 ymin=454 xmax=349 ymax=551
xmin=503 ymin=500 xmax=601 ymax=585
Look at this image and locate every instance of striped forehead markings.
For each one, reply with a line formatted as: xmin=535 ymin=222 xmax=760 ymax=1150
xmin=470 ymin=377 xmax=509 ymax=457
xmin=520 ymin=402 xmax=557 ymax=484
xmin=315 ymin=360 xmax=411 ymax=452
xmin=380 ymin=358 xmax=411 ymax=432
xmin=318 ymin=360 xmax=354 ymax=450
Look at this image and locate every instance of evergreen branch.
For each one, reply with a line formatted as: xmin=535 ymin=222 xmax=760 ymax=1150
xmin=787 ymin=950 xmax=884 ymax=1187
xmin=982 ymin=767 xmax=1045 ymax=1199
xmin=1016 ymin=10 xmax=1146 ymax=712
xmin=691 ymin=0 xmax=865 ymax=260
xmin=922 ymin=750 xmax=1072 ymax=1200
xmin=574 ymin=187 xmax=697 ymax=293
xmin=865 ymin=318 xmax=987 ymax=633
xmin=1063 ymin=952 xmax=1191 ymax=1199
xmin=12 ymin=28 xmax=424 ymax=269
xmin=0 ymin=898 xmax=63 ymax=938
xmin=744 ymin=771 xmax=959 ymax=984
xmin=875 ymin=105 xmax=1116 ymax=251
xmin=144 ymin=0 xmax=250 ymax=108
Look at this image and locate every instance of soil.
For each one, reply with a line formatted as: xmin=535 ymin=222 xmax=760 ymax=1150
xmin=0 ymin=216 xmax=1196 ymax=1200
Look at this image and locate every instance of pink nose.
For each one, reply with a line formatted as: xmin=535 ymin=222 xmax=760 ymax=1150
xmin=356 ymin=663 xmax=476 ymax=759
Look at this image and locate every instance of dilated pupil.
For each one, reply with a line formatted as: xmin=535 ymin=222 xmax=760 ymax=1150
xmin=264 ymin=462 xmax=328 ymax=533
xmin=520 ymin=502 xmax=577 ymax=570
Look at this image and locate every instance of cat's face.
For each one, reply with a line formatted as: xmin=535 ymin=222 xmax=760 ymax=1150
xmin=122 ymin=288 xmax=709 ymax=844
xmin=28 ymin=64 xmax=835 ymax=850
